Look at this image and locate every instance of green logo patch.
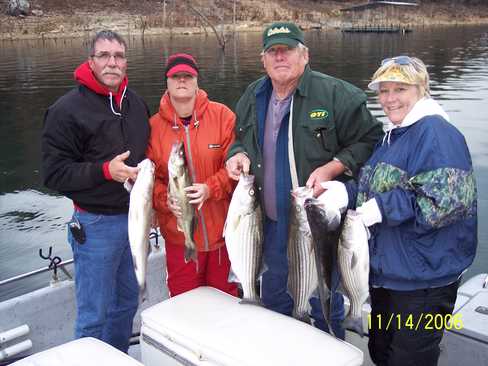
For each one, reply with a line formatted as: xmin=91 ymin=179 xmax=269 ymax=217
xmin=309 ymin=109 xmax=328 ymax=120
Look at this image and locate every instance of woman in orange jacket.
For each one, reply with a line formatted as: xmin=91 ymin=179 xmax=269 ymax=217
xmin=147 ymin=53 xmax=238 ymax=297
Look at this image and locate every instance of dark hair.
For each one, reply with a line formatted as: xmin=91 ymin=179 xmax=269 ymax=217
xmin=89 ymin=30 xmax=127 ymax=56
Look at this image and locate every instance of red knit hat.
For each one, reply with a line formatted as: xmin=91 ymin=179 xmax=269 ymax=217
xmin=165 ymin=53 xmax=199 ymax=78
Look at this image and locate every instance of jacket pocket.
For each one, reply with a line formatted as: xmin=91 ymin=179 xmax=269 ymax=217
xmin=236 ymin=120 xmax=259 ymax=166
xmin=403 ymin=230 xmax=447 ymax=281
xmin=298 ymin=120 xmax=337 ymax=163
xmin=236 ymin=119 xmax=255 ymax=142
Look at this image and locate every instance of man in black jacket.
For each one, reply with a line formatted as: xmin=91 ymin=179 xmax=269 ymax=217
xmin=41 ymin=30 xmax=150 ymax=352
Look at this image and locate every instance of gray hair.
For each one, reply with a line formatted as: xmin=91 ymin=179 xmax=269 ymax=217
xmin=89 ymin=30 xmax=127 ymax=56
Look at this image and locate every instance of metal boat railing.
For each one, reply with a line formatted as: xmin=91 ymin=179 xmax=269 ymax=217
xmin=0 ymin=230 xmax=162 ymax=289
xmin=0 ymin=259 xmax=73 ymax=288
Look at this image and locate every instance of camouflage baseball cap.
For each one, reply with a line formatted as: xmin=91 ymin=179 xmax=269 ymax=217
xmin=262 ymin=22 xmax=304 ymax=51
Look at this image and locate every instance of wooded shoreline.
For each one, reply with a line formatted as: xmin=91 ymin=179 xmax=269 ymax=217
xmin=1 ymin=0 xmax=488 ymax=41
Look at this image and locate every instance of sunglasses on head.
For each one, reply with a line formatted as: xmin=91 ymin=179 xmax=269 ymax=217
xmin=381 ymin=55 xmax=412 ymax=66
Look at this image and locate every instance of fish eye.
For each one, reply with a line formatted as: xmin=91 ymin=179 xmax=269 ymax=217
xmin=248 ymin=189 xmax=255 ymax=196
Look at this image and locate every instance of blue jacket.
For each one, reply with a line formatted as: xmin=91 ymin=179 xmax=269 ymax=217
xmin=346 ymin=108 xmax=477 ymax=290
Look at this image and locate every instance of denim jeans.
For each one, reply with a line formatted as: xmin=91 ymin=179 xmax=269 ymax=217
xmin=261 ymin=218 xmax=345 ymax=339
xmin=68 ymin=210 xmax=139 ymax=353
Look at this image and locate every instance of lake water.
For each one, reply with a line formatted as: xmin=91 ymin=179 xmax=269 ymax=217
xmin=1 ymin=25 xmax=487 ymax=301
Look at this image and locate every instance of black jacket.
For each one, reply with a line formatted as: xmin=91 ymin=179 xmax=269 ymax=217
xmin=41 ymin=85 xmax=150 ymax=214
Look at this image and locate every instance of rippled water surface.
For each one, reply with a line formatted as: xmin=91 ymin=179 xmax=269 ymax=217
xmin=1 ymin=26 xmax=487 ymax=301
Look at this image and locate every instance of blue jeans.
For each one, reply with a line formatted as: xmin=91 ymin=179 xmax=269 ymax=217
xmin=261 ymin=218 xmax=345 ymax=339
xmin=68 ymin=211 xmax=139 ymax=352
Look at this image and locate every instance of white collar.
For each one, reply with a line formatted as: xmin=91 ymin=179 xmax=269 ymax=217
xmin=381 ymin=97 xmax=450 ymax=145
xmin=398 ymin=97 xmax=450 ymax=128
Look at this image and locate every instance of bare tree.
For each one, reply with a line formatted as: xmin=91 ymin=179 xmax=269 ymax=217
xmin=233 ymin=0 xmax=237 ymax=33
xmin=181 ymin=0 xmax=227 ymax=49
xmin=162 ymin=0 xmax=167 ymax=28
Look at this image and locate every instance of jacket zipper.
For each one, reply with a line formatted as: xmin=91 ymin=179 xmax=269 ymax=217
xmin=184 ymin=125 xmax=210 ymax=251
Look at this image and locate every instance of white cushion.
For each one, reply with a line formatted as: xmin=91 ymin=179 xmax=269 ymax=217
xmin=141 ymin=286 xmax=363 ymax=366
xmin=11 ymin=337 xmax=142 ymax=366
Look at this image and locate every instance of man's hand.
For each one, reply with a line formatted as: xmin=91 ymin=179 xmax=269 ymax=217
xmin=167 ymin=194 xmax=182 ymax=218
xmin=185 ymin=183 xmax=210 ymax=210
xmin=225 ymin=152 xmax=250 ymax=181
xmin=306 ymin=160 xmax=346 ymax=197
xmin=109 ymin=151 xmax=139 ymax=183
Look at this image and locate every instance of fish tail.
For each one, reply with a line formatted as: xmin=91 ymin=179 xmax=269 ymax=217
xmin=324 ymin=298 xmax=331 ymax=324
xmin=139 ymin=286 xmax=148 ymax=304
xmin=184 ymin=244 xmax=198 ymax=263
xmin=343 ymin=316 xmax=364 ymax=338
xmin=293 ymin=311 xmax=312 ymax=325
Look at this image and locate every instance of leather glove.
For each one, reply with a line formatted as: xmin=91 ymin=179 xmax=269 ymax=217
xmin=356 ymin=198 xmax=382 ymax=227
xmin=317 ymin=181 xmax=349 ymax=214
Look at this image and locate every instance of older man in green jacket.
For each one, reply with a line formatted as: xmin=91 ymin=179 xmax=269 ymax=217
xmin=226 ymin=22 xmax=382 ymax=338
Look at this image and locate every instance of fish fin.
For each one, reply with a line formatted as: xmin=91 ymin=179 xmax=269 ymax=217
xmin=222 ymin=219 xmax=227 ymax=238
xmin=222 ymin=216 xmax=237 ymax=239
xmin=239 ymin=298 xmax=262 ymax=306
xmin=335 ymin=282 xmax=347 ymax=297
xmin=350 ymin=252 xmax=358 ymax=270
xmin=227 ymin=267 xmax=239 ymax=283
xmin=343 ymin=316 xmax=364 ymax=338
xmin=258 ymin=259 xmax=268 ymax=278
xmin=176 ymin=220 xmax=183 ymax=232
xmin=191 ymin=215 xmax=198 ymax=239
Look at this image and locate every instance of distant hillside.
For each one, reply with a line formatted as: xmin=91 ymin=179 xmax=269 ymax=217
xmin=1 ymin=0 xmax=488 ymax=40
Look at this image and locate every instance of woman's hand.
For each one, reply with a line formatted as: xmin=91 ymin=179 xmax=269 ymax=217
xmin=167 ymin=194 xmax=183 ymax=218
xmin=316 ymin=181 xmax=349 ymax=214
xmin=356 ymin=198 xmax=382 ymax=227
xmin=185 ymin=183 xmax=210 ymax=210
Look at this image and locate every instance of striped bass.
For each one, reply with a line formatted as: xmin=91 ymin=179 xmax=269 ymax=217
xmin=287 ymin=186 xmax=317 ymax=322
xmin=304 ymin=196 xmax=343 ymax=334
xmin=168 ymin=141 xmax=197 ymax=262
xmin=128 ymin=158 xmax=155 ymax=300
xmin=338 ymin=209 xmax=370 ymax=337
xmin=224 ymin=174 xmax=263 ymax=303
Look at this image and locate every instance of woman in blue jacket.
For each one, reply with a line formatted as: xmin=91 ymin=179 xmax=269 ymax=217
xmin=323 ymin=56 xmax=477 ymax=365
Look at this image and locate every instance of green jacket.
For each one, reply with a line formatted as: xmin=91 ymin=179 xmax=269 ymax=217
xmin=228 ymin=65 xmax=383 ymax=193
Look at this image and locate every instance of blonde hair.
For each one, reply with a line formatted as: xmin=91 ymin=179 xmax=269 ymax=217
xmin=371 ymin=56 xmax=430 ymax=97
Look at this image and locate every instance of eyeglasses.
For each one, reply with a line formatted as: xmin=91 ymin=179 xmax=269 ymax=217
xmin=265 ymin=45 xmax=297 ymax=57
xmin=91 ymin=52 xmax=127 ymax=64
xmin=381 ymin=55 xmax=412 ymax=66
